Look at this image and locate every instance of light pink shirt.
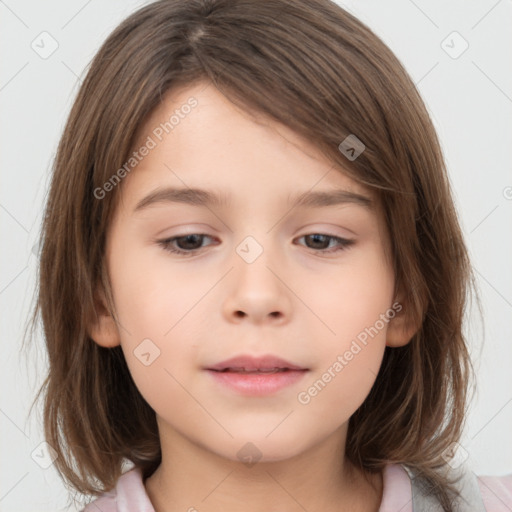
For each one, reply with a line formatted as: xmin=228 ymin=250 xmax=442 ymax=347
xmin=82 ymin=463 xmax=512 ymax=512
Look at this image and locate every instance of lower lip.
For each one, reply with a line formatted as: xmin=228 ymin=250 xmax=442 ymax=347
xmin=206 ymin=369 xmax=308 ymax=396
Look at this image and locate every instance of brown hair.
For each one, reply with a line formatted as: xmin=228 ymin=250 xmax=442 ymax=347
xmin=25 ymin=0 xmax=481 ymax=509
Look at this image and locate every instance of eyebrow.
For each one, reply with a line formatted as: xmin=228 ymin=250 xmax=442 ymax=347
xmin=133 ymin=186 xmax=373 ymax=213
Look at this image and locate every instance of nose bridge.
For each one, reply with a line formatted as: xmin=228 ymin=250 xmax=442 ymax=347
xmin=224 ymin=231 xmax=292 ymax=322
xmin=234 ymin=233 xmax=280 ymax=289
xmin=236 ymin=233 xmax=267 ymax=265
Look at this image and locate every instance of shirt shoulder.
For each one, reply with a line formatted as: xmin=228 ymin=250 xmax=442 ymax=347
xmin=378 ymin=463 xmax=512 ymax=512
xmin=476 ymin=472 xmax=512 ymax=511
xmin=379 ymin=464 xmax=413 ymax=512
xmin=82 ymin=467 xmax=155 ymax=512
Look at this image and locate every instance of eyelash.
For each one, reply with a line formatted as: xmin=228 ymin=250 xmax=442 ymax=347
xmin=157 ymin=233 xmax=355 ymax=257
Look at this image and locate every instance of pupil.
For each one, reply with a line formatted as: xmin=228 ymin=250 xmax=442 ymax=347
xmin=180 ymin=234 xmax=201 ymax=249
xmin=309 ymin=234 xmax=327 ymax=249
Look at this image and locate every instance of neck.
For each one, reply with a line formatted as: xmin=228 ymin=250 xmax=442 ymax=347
xmin=144 ymin=424 xmax=383 ymax=512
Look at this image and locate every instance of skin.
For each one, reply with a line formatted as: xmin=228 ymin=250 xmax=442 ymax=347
xmin=89 ymin=81 xmax=418 ymax=512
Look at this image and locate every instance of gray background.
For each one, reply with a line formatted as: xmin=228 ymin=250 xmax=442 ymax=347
xmin=1 ymin=0 xmax=511 ymax=510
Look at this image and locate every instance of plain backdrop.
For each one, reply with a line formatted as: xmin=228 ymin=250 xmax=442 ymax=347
xmin=1 ymin=0 xmax=511 ymax=510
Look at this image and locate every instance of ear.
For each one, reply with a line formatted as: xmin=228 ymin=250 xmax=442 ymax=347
xmin=87 ymin=286 xmax=121 ymax=348
xmin=385 ymin=290 xmax=421 ymax=348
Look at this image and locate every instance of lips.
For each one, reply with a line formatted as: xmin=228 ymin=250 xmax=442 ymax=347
xmin=206 ymin=354 xmax=307 ymax=373
xmin=205 ymin=355 xmax=308 ymax=396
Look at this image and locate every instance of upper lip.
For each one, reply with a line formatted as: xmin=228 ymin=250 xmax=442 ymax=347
xmin=206 ymin=355 xmax=308 ymax=371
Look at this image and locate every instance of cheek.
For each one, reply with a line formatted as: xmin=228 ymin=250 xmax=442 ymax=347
xmin=106 ymin=237 xmax=208 ymax=401
xmin=108 ymin=233 xmax=207 ymax=341
xmin=294 ymin=299 xmax=388 ymax=435
xmin=305 ymin=241 xmax=394 ymax=346
xmin=296 ymin=243 xmax=394 ymax=411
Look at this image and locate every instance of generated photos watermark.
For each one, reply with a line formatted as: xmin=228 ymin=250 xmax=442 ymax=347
xmin=297 ymin=301 xmax=402 ymax=405
xmin=94 ymin=96 xmax=198 ymax=200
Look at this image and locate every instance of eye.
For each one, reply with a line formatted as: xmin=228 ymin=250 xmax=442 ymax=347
xmin=157 ymin=233 xmax=355 ymax=257
xmin=295 ymin=234 xmax=355 ymax=254
xmin=157 ymin=234 xmax=216 ymax=256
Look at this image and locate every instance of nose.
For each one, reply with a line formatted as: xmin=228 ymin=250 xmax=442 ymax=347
xmin=222 ymin=245 xmax=293 ymax=325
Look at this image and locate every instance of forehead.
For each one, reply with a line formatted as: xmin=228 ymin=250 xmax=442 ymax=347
xmin=127 ymin=81 xmax=376 ymax=203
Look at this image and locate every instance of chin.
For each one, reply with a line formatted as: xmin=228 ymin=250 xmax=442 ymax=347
xmin=222 ymin=433 xmax=311 ymax=466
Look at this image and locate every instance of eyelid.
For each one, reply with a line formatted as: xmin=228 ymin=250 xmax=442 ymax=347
xmin=295 ymin=221 xmax=358 ymax=238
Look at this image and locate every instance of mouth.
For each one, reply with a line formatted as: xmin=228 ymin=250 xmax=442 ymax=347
xmin=205 ymin=355 xmax=308 ymax=395
xmin=211 ymin=367 xmax=296 ymax=374
xmin=206 ymin=354 xmax=308 ymax=373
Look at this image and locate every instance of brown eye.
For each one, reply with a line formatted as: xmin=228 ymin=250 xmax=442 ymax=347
xmin=296 ymin=234 xmax=355 ymax=254
xmin=158 ymin=234 xmax=215 ymax=256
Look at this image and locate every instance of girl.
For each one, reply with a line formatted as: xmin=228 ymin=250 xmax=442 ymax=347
xmin=28 ymin=0 xmax=511 ymax=511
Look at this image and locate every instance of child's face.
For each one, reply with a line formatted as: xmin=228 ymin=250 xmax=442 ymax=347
xmin=91 ymin=81 xmax=412 ymax=464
